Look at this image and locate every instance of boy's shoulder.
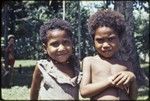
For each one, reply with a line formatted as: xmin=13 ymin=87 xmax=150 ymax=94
xmin=36 ymin=59 xmax=53 ymax=68
xmin=113 ymin=59 xmax=133 ymax=71
xmin=37 ymin=59 xmax=49 ymax=64
xmin=83 ymin=55 xmax=98 ymax=62
xmin=116 ymin=59 xmax=132 ymax=67
xmin=120 ymin=60 xmax=132 ymax=71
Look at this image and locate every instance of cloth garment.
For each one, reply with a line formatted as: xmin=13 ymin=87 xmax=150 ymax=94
xmin=37 ymin=59 xmax=82 ymax=100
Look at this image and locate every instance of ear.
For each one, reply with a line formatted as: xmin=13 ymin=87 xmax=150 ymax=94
xmin=42 ymin=43 xmax=47 ymax=54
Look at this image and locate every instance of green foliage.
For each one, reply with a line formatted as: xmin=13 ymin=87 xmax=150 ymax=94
xmin=65 ymin=1 xmax=95 ymax=59
xmin=133 ymin=2 xmax=149 ymax=60
xmin=1 ymin=1 xmax=96 ymax=60
xmin=1 ymin=1 xmax=149 ymax=61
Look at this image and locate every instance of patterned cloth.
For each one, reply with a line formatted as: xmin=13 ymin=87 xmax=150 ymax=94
xmin=37 ymin=59 xmax=82 ymax=100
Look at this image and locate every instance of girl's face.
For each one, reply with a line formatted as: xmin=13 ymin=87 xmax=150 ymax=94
xmin=44 ymin=29 xmax=73 ymax=63
xmin=94 ymin=26 xmax=120 ymax=58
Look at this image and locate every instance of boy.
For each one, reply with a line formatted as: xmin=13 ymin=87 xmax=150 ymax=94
xmin=80 ymin=10 xmax=137 ymax=100
xmin=30 ymin=18 xmax=81 ymax=100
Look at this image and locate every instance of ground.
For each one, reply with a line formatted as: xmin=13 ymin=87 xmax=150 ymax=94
xmin=1 ymin=60 xmax=149 ymax=100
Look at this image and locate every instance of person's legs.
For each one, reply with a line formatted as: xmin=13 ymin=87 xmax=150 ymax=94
xmin=1 ymin=59 xmax=11 ymax=88
xmin=2 ymin=53 xmax=15 ymax=87
xmin=8 ymin=59 xmax=15 ymax=86
xmin=1 ymin=62 xmax=9 ymax=77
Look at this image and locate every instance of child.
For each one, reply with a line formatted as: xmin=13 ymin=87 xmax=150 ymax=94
xmin=30 ymin=18 xmax=81 ymax=100
xmin=80 ymin=10 xmax=138 ymax=100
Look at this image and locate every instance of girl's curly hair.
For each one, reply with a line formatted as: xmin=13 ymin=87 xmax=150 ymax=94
xmin=40 ymin=18 xmax=73 ymax=44
xmin=88 ymin=9 xmax=126 ymax=39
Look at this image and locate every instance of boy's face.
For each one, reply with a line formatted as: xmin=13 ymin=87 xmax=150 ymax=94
xmin=43 ymin=29 xmax=73 ymax=63
xmin=94 ymin=26 xmax=120 ymax=58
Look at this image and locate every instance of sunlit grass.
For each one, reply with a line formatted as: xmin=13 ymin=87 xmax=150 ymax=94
xmin=1 ymin=86 xmax=30 ymax=100
xmin=137 ymin=86 xmax=149 ymax=100
xmin=140 ymin=63 xmax=149 ymax=68
xmin=14 ymin=60 xmax=36 ymax=68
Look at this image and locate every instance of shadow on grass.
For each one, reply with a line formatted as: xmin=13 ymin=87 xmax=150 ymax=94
xmin=141 ymin=65 xmax=149 ymax=77
xmin=1 ymin=66 xmax=35 ymax=88
xmin=138 ymin=86 xmax=149 ymax=100
xmin=140 ymin=58 xmax=149 ymax=76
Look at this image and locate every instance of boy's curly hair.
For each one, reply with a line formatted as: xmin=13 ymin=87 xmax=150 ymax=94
xmin=88 ymin=9 xmax=126 ymax=39
xmin=40 ymin=18 xmax=72 ymax=44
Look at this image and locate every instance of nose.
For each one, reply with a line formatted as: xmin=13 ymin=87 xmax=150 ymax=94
xmin=58 ymin=44 xmax=65 ymax=52
xmin=102 ymin=42 xmax=110 ymax=49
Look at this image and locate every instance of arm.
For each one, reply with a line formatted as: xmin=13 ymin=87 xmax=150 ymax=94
xmin=129 ymin=75 xmax=138 ymax=100
xmin=30 ymin=64 xmax=42 ymax=100
xmin=110 ymin=61 xmax=134 ymax=85
xmin=80 ymin=57 xmax=112 ymax=98
xmin=5 ymin=40 xmax=14 ymax=53
xmin=111 ymin=71 xmax=136 ymax=86
xmin=111 ymin=63 xmax=138 ymax=100
xmin=5 ymin=44 xmax=11 ymax=53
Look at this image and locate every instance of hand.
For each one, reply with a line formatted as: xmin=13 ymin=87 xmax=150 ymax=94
xmin=108 ymin=75 xmax=114 ymax=86
xmin=108 ymin=75 xmax=125 ymax=89
xmin=111 ymin=71 xmax=136 ymax=86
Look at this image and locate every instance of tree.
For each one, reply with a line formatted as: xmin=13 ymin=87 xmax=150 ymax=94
xmin=1 ymin=1 xmax=91 ymax=59
xmin=2 ymin=1 xmax=9 ymax=67
xmin=133 ymin=1 xmax=149 ymax=62
xmin=114 ymin=1 xmax=149 ymax=86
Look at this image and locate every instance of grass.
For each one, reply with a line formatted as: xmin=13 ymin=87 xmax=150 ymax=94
xmin=14 ymin=60 xmax=37 ymax=68
xmin=1 ymin=60 xmax=149 ymax=100
xmin=137 ymin=86 xmax=149 ymax=100
xmin=137 ymin=62 xmax=149 ymax=100
xmin=1 ymin=60 xmax=34 ymax=100
xmin=2 ymin=86 xmax=30 ymax=100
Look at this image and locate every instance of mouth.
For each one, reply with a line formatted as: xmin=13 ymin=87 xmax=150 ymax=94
xmin=57 ymin=53 xmax=69 ymax=57
xmin=56 ymin=53 xmax=70 ymax=63
xmin=102 ymin=50 xmax=112 ymax=53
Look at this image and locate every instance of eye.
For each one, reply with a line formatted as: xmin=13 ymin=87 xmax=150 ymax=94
xmin=96 ymin=38 xmax=104 ymax=43
xmin=50 ymin=41 xmax=59 ymax=47
xmin=108 ymin=36 xmax=116 ymax=41
xmin=63 ymin=40 xmax=71 ymax=45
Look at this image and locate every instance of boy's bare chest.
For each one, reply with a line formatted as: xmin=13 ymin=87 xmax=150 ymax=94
xmin=91 ymin=61 xmax=127 ymax=81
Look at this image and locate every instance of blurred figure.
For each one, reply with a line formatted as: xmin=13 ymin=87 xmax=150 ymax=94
xmin=4 ymin=34 xmax=16 ymax=86
xmin=5 ymin=34 xmax=15 ymax=68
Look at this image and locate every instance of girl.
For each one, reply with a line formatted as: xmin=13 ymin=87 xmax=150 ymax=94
xmin=30 ymin=18 xmax=81 ymax=100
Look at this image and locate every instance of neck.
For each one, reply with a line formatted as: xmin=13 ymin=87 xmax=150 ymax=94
xmin=48 ymin=58 xmax=70 ymax=67
xmin=97 ymin=54 xmax=116 ymax=62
